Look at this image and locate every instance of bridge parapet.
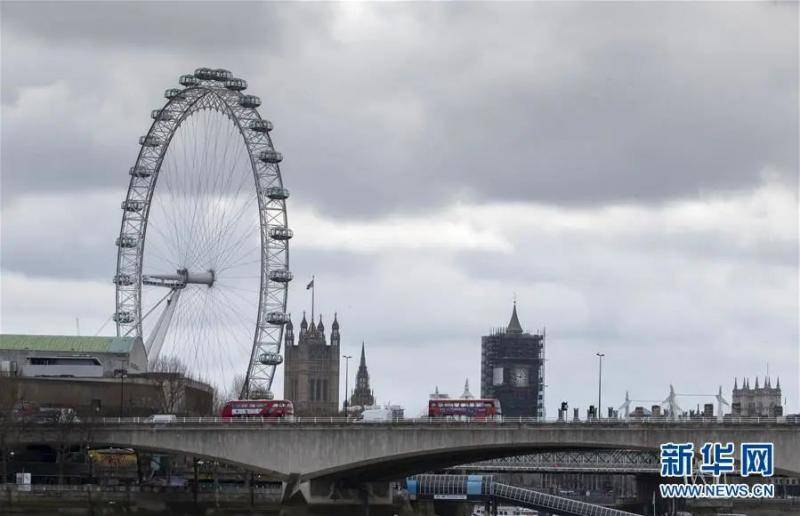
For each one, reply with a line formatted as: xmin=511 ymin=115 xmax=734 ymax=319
xmin=8 ymin=420 xmax=799 ymax=480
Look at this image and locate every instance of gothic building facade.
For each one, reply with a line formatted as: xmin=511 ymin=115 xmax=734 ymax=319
xmin=731 ymin=377 xmax=782 ymax=417
xmin=283 ymin=313 xmax=340 ymax=416
xmin=349 ymin=342 xmax=375 ymax=408
xmin=480 ymin=303 xmax=545 ymax=418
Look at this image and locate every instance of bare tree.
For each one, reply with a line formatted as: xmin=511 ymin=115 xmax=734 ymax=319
xmin=150 ymin=355 xmax=190 ymax=414
xmin=213 ymin=374 xmax=246 ymax=414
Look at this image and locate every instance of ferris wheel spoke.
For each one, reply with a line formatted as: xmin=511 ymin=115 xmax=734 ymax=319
xmin=216 ymin=289 xmax=260 ymax=316
xmin=191 ymin=119 xmax=248 ymax=268
xmin=156 ymin=159 xmax=189 ymax=263
xmin=217 ymin=256 xmax=264 ymax=273
xmin=215 ymin=290 xmax=257 ymax=340
xmin=213 ymin=204 xmax=260 ymax=270
xmin=142 ymin=246 xmax=183 ymax=273
xmin=217 ymin=279 xmax=261 ymax=297
xmin=207 ymin=299 xmax=251 ymax=374
xmin=144 ymin=222 xmax=182 ymax=267
xmin=204 ymin=192 xmax=255 ymax=266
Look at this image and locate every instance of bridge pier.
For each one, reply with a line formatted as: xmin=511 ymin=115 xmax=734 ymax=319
xmin=280 ymin=478 xmax=395 ymax=514
xmin=634 ymin=475 xmax=660 ymax=515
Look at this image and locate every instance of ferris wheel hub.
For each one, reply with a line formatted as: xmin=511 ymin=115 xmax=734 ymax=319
xmin=142 ymin=268 xmax=215 ymax=288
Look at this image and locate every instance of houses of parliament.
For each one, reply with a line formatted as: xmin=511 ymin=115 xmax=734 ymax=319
xmin=283 ymin=312 xmax=340 ymax=416
xmin=283 ymin=308 xmax=376 ymax=416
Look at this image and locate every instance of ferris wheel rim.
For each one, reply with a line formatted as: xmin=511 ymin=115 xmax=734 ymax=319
xmin=113 ymin=69 xmax=290 ymax=398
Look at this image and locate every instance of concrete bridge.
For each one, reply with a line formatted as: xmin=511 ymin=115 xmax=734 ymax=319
xmin=10 ymin=420 xmax=799 ymax=481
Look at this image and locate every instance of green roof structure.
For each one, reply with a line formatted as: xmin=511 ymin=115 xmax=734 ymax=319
xmin=0 ymin=334 xmax=140 ymax=354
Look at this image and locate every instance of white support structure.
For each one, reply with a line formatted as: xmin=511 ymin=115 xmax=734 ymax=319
xmin=145 ymin=288 xmax=182 ymax=367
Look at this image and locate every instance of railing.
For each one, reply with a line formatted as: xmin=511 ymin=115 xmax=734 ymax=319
xmin=410 ymin=475 xmax=637 ymax=516
xmin=493 ymin=482 xmax=637 ymax=516
xmin=15 ymin=415 xmax=797 ymax=426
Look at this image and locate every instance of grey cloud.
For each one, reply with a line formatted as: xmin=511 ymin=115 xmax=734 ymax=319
xmin=2 ymin=2 xmax=797 ymax=216
xmin=0 ymin=1 xmax=329 ymax=52
xmin=1 ymin=2 xmax=798 ymax=414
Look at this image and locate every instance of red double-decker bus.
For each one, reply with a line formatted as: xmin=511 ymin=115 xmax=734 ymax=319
xmin=428 ymin=399 xmax=502 ymax=420
xmin=220 ymin=399 xmax=294 ymax=418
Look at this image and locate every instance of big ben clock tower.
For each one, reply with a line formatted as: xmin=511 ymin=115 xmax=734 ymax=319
xmin=480 ymin=302 xmax=545 ymax=418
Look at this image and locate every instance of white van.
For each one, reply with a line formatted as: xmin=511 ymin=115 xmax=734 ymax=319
xmin=148 ymin=414 xmax=177 ymax=424
xmin=361 ymin=407 xmax=393 ymax=422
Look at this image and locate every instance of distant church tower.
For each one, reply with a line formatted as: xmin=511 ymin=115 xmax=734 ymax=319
xmin=349 ymin=342 xmax=375 ymax=408
xmin=731 ymin=376 xmax=782 ymax=417
xmin=283 ymin=312 xmax=340 ymax=416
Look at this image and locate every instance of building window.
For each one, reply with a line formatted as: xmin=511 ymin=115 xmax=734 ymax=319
xmin=323 ymin=379 xmax=328 ymax=402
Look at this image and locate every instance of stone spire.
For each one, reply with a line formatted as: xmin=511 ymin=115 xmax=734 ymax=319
xmin=300 ymin=311 xmax=308 ymax=333
xmin=285 ymin=315 xmax=294 ymax=346
xmin=330 ymin=312 xmax=340 ymax=347
xmin=461 ymin=378 xmax=473 ymax=399
xmin=507 ymin=302 xmax=523 ymax=334
xmin=317 ymin=315 xmax=324 ymax=335
xmin=350 ymin=341 xmax=375 ymax=408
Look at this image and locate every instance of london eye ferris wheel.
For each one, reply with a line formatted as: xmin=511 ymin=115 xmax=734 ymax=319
xmin=113 ymin=68 xmax=291 ymax=399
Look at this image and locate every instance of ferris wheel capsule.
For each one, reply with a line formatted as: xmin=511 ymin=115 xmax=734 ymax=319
xmin=213 ymin=69 xmax=233 ymax=81
xmin=259 ymin=150 xmax=282 ymax=163
xmin=266 ymin=187 xmax=289 ymax=200
xmin=151 ymin=109 xmax=176 ymax=121
xmin=164 ymin=88 xmax=186 ymax=100
xmin=268 ymin=226 xmax=293 ymax=240
xmin=225 ymin=78 xmax=247 ymax=91
xmin=129 ymin=166 xmax=153 ymax=178
xmin=113 ymin=311 xmax=134 ymax=324
xmin=116 ymin=235 xmax=138 ymax=248
xmin=249 ymin=119 xmax=273 ymax=133
xmin=179 ymin=74 xmax=200 ymax=87
xmin=193 ymin=67 xmax=216 ymax=80
xmin=266 ymin=312 xmax=290 ymax=325
xmin=121 ymin=200 xmax=145 ymax=212
xmin=239 ymin=95 xmax=262 ymax=109
xmin=113 ymin=274 xmax=134 ymax=286
xmin=259 ymin=352 xmax=283 ymax=366
xmin=139 ymin=135 xmax=162 ymax=147
xmin=268 ymin=269 xmax=293 ymax=283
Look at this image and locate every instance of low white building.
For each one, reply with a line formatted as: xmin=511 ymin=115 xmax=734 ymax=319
xmin=0 ymin=334 xmax=147 ymax=378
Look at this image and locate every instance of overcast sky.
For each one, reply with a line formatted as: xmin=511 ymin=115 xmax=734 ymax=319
xmin=1 ymin=2 xmax=798 ymax=417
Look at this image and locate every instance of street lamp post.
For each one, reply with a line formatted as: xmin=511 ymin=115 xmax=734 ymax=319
xmin=8 ymin=451 xmax=14 ymax=485
xmin=343 ymin=355 xmax=352 ymax=415
xmin=596 ymin=353 xmax=605 ymax=419
xmin=114 ymin=368 xmax=128 ymax=417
